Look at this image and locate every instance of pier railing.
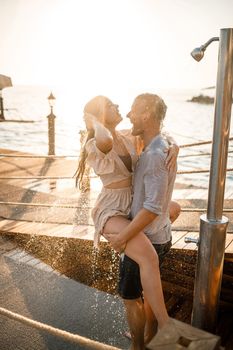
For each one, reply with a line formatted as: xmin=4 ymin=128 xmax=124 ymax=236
xmin=0 ymin=136 xmax=232 ymax=213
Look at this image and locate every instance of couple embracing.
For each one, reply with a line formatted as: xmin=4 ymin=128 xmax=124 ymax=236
xmin=76 ymin=93 xmax=180 ymax=350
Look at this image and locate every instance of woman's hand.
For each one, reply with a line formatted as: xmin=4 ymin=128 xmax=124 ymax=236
xmin=165 ymin=143 xmax=179 ymax=171
xmin=103 ymin=233 xmax=127 ymax=253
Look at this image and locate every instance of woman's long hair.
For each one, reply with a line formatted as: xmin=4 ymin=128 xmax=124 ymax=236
xmin=74 ymin=95 xmax=107 ymax=189
xmin=74 ymin=129 xmax=94 ymax=189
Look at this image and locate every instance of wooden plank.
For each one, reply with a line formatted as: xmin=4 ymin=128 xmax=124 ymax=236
xmin=172 ymin=232 xmax=189 ymax=249
xmin=0 ymin=216 xmax=232 ymax=254
xmin=34 ymin=223 xmax=81 ymax=237
xmin=1 ymin=221 xmax=35 ymax=234
xmin=225 ymin=239 xmax=233 ymax=254
xmin=173 ymin=299 xmax=193 ymax=322
xmin=225 ymin=233 xmax=233 ymax=248
xmin=46 ymin=224 xmax=75 ymax=237
xmin=0 ymin=219 xmax=30 ymax=232
xmin=0 ymin=219 xmax=96 ymax=240
xmin=165 ymin=296 xmax=181 ymax=314
xmin=171 ymin=231 xmax=188 ymax=246
xmin=50 ymin=228 xmax=70 ymax=238
xmin=147 ymin=318 xmax=221 ymax=350
xmin=0 ymin=157 xmax=77 ymax=178
xmin=0 ymin=219 xmax=15 ymax=229
xmin=30 ymin=222 xmax=61 ymax=234
xmin=70 ymin=225 xmax=95 ymax=240
xmin=6 ymin=221 xmax=46 ymax=234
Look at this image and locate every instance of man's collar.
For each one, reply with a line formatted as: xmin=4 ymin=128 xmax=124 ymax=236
xmin=142 ymin=133 xmax=161 ymax=152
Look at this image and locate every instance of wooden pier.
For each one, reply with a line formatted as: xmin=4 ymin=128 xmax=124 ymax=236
xmin=0 ymin=148 xmax=232 ymax=251
xmin=0 ymin=148 xmax=233 ymax=349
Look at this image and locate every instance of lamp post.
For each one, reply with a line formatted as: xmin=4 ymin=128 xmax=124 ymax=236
xmin=0 ymin=90 xmax=5 ymax=121
xmin=191 ymin=28 xmax=233 ymax=332
xmin=47 ymin=92 xmax=56 ymax=155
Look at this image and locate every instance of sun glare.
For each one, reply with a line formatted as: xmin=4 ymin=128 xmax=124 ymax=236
xmin=2 ymin=0 xmax=167 ymax=97
xmin=1 ymin=0 xmax=233 ymax=109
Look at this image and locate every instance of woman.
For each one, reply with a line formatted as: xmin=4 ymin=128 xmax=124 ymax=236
xmin=75 ymin=95 xmax=179 ymax=333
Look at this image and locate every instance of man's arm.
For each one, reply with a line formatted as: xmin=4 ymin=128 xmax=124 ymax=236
xmin=162 ymin=132 xmax=179 ymax=171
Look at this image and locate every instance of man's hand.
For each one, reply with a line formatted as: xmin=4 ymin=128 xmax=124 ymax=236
xmin=104 ymin=208 xmax=157 ymax=253
xmin=103 ymin=233 xmax=127 ymax=253
xmin=165 ymin=144 xmax=179 ymax=171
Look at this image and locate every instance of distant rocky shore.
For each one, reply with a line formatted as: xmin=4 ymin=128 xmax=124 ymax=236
xmin=187 ymin=94 xmax=214 ymax=104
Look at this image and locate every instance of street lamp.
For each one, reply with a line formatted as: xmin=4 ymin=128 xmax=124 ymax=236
xmin=47 ymin=92 xmax=56 ymax=155
xmin=48 ymin=92 xmax=56 ymax=114
xmin=190 ymin=28 xmax=233 ymax=332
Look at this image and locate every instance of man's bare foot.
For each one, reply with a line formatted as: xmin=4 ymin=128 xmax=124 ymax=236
xmin=124 ymin=329 xmax=157 ymax=346
xmin=124 ymin=331 xmax=132 ymax=340
xmin=144 ymin=322 xmax=158 ymax=344
xmin=128 ymin=345 xmax=146 ymax=350
xmin=144 ymin=331 xmax=157 ymax=345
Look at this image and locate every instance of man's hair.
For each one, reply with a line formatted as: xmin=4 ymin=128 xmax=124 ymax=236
xmin=135 ymin=93 xmax=167 ymax=124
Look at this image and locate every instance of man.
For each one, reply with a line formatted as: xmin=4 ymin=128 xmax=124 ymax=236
xmin=110 ymin=93 xmax=178 ymax=350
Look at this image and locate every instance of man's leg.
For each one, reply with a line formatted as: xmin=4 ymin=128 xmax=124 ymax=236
xmin=143 ymin=297 xmax=158 ymax=344
xmin=143 ymin=241 xmax=172 ymax=344
xmin=123 ymin=296 xmax=157 ymax=346
xmin=124 ymin=298 xmax=146 ymax=350
xmin=118 ymin=240 xmax=172 ymax=349
xmin=118 ymin=254 xmax=147 ymax=350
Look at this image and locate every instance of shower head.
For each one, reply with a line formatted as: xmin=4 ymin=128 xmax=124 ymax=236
xmin=191 ymin=37 xmax=219 ymax=62
xmin=191 ymin=46 xmax=205 ymax=62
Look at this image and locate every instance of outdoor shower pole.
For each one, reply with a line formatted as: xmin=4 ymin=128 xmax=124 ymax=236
xmin=192 ymin=28 xmax=233 ymax=332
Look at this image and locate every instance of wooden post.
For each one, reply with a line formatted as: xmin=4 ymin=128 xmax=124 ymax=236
xmin=147 ymin=318 xmax=222 ymax=350
xmin=0 ymin=94 xmax=5 ymax=120
xmin=47 ymin=109 xmax=56 ymax=156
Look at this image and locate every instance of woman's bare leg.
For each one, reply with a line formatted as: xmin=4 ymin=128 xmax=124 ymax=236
xmin=103 ymin=216 xmax=169 ymax=330
xmin=169 ymin=201 xmax=181 ymax=223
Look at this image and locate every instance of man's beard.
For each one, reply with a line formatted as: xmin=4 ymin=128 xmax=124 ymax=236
xmin=131 ymin=124 xmax=143 ymax=136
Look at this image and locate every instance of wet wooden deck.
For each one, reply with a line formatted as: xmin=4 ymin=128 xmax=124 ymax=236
xmin=1 ymin=148 xmax=233 ymax=349
xmin=0 ymin=148 xmax=233 ymax=254
xmin=0 ymin=218 xmax=233 ymax=256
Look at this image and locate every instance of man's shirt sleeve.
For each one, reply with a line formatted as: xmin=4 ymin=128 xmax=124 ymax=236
xmin=143 ymin=151 xmax=168 ymax=215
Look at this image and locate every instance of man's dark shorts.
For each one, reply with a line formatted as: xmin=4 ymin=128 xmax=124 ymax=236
xmin=118 ymin=240 xmax=172 ymax=300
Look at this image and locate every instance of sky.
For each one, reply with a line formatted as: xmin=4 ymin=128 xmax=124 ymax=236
xmin=0 ymin=0 xmax=233 ymax=105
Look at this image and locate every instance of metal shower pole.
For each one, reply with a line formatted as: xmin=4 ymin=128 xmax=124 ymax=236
xmin=191 ymin=28 xmax=233 ymax=332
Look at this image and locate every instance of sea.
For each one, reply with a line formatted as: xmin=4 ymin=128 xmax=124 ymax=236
xmin=1 ymin=85 xmax=233 ymax=189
